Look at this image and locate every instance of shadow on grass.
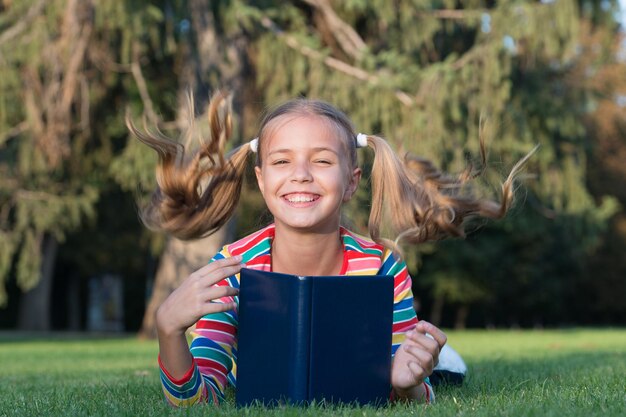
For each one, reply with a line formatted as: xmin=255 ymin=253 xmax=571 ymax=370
xmin=434 ymin=348 xmax=625 ymax=402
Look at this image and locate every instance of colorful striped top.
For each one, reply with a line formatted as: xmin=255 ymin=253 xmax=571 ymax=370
xmin=158 ymin=224 xmax=432 ymax=405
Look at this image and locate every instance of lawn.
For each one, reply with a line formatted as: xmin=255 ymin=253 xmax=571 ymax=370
xmin=0 ymin=329 xmax=624 ymax=416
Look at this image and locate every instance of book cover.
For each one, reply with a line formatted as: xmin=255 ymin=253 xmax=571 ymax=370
xmin=235 ymin=268 xmax=393 ymax=407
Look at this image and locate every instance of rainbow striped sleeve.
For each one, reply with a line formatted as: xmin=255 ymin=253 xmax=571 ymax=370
xmin=159 ymin=355 xmax=206 ymax=406
xmin=158 ymin=248 xmax=239 ymax=406
xmin=424 ymin=378 xmax=435 ymax=403
xmin=379 ymin=249 xmax=435 ymax=403
xmin=379 ymin=249 xmax=419 ymax=356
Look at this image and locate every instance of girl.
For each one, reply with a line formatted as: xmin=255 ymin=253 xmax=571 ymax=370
xmin=129 ymin=93 xmax=529 ymax=406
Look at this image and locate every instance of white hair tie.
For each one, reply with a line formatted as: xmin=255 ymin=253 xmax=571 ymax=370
xmin=356 ymin=133 xmax=368 ymax=148
xmin=248 ymin=137 xmax=259 ymax=153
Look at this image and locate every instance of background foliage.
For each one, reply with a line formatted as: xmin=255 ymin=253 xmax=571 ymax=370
xmin=0 ymin=0 xmax=624 ymax=329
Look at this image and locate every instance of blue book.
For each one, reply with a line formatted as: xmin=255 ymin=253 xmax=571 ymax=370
xmin=235 ymin=268 xmax=394 ymax=407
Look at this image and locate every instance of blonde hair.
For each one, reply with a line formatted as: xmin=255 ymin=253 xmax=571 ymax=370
xmin=128 ymin=93 xmax=533 ymax=251
xmin=126 ymin=92 xmax=252 ymax=240
xmin=366 ymin=134 xmax=535 ymax=252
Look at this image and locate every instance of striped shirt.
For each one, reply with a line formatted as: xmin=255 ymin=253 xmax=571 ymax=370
xmin=158 ymin=224 xmax=432 ymax=405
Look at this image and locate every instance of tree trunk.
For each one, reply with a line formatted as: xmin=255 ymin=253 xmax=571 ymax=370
xmin=17 ymin=234 xmax=58 ymax=331
xmin=66 ymin=274 xmax=81 ymax=331
xmin=138 ymin=227 xmax=230 ymax=339
xmin=429 ymin=294 xmax=444 ymax=327
xmin=171 ymin=0 xmax=248 ymax=124
xmin=454 ymin=304 xmax=469 ymax=330
xmin=138 ymin=0 xmax=248 ymax=339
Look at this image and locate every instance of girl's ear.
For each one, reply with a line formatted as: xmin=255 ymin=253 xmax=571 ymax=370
xmin=343 ymin=167 xmax=362 ymax=202
xmin=255 ymin=166 xmax=265 ymax=196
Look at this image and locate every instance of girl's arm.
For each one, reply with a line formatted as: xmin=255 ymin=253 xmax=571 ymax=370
xmin=156 ymin=254 xmax=242 ymax=406
xmin=391 ymin=321 xmax=446 ymax=403
xmin=380 ymin=250 xmax=445 ymax=403
xmin=156 ymin=316 xmax=193 ymax=381
xmin=391 ymin=379 xmax=430 ymax=403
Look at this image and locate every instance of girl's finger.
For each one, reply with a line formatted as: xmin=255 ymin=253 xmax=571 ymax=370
xmin=205 ymin=285 xmax=239 ymax=302
xmin=415 ymin=320 xmax=447 ymax=349
xmin=407 ymin=361 xmax=426 ymax=383
xmin=193 ymin=256 xmax=244 ymax=279
xmin=200 ymin=264 xmax=245 ymax=287
xmin=201 ymin=301 xmax=237 ymax=316
xmin=404 ymin=345 xmax=435 ymax=373
xmin=218 ymin=263 xmax=245 ymax=282
xmin=406 ymin=330 xmax=439 ymax=353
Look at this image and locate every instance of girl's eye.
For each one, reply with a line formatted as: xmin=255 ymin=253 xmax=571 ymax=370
xmin=315 ymin=159 xmax=332 ymax=165
xmin=272 ymin=159 xmax=289 ymax=165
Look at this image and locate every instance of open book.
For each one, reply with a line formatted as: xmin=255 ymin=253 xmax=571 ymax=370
xmin=235 ymin=268 xmax=394 ymax=406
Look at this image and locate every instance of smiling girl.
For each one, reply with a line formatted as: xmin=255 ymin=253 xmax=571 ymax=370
xmin=128 ymin=93 xmax=530 ymax=406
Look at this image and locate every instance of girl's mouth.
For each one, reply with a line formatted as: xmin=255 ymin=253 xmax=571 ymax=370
xmin=282 ymin=193 xmax=320 ymax=204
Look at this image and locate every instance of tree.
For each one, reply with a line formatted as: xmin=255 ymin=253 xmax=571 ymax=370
xmin=221 ymin=0 xmax=618 ymax=326
xmin=0 ymin=0 xmax=98 ymax=329
xmin=576 ymin=17 xmax=626 ymax=323
xmin=0 ymin=0 xmax=183 ymax=329
xmin=2 ymin=0 xmax=622 ymax=331
xmin=120 ymin=0 xmax=622 ymax=328
xmin=113 ymin=0 xmax=250 ymax=337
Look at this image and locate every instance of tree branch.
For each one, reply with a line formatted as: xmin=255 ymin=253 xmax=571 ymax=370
xmin=0 ymin=0 xmax=46 ymax=46
xmin=60 ymin=19 xmax=93 ymax=112
xmin=79 ymin=75 xmax=90 ymax=131
xmin=0 ymin=122 xmax=28 ymax=147
xmin=259 ymin=13 xmax=491 ymax=109
xmin=15 ymin=189 xmax=61 ymax=201
xmin=300 ymin=0 xmax=366 ymax=61
xmin=131 ymin=43 xmax=160 ymax=126
xmin=259 ymin=16 xmax=415 ymax=107
xmin=414 ymin=9 xmax=485 ymax=20
xmin=22 ymin=70 xmax=46 ymax=137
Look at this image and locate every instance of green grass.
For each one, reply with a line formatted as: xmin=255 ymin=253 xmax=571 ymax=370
xmin=0 ymin=329 xmax=624 ymax=416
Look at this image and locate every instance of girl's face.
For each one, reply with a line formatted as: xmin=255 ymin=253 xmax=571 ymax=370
xmin=254 ymin=115 xmax=361 ymax=234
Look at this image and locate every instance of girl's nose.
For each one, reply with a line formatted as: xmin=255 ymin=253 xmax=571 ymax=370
xmin=291 ymin=161 xmax=313 ymax=183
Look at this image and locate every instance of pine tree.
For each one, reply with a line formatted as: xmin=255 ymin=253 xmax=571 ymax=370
xmin=0 ymin=0 xmax=182 ymax=328
xmin=2 ymin=0 xmax=622 ymax=331
xmin=0 ymin=0 xmax=99 ymax=327
xmin=226 ymin=0 xmax=619 ymax=326
xmin=115 ymin=0 xmax=250 ymax=338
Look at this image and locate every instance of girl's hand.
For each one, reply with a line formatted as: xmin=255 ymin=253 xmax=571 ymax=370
xmin=391 ymin=321 xmax=447 ymax=400
xmin=156 ymin=256 xmax=243 ymax=336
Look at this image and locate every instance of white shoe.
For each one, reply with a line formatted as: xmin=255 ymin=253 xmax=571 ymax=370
xmin=430 ymin=344 xmax=467 ymax=386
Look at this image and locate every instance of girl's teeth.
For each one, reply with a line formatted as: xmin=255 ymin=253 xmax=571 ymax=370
xmin=287 ymin=195 xmax=314 ymax=202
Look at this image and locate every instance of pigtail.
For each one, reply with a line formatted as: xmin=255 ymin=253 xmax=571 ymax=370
xmin=365 ymin=134 xmax=537 ymax=252
xmin=126 ymin=92 xmax=252 ymax=240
